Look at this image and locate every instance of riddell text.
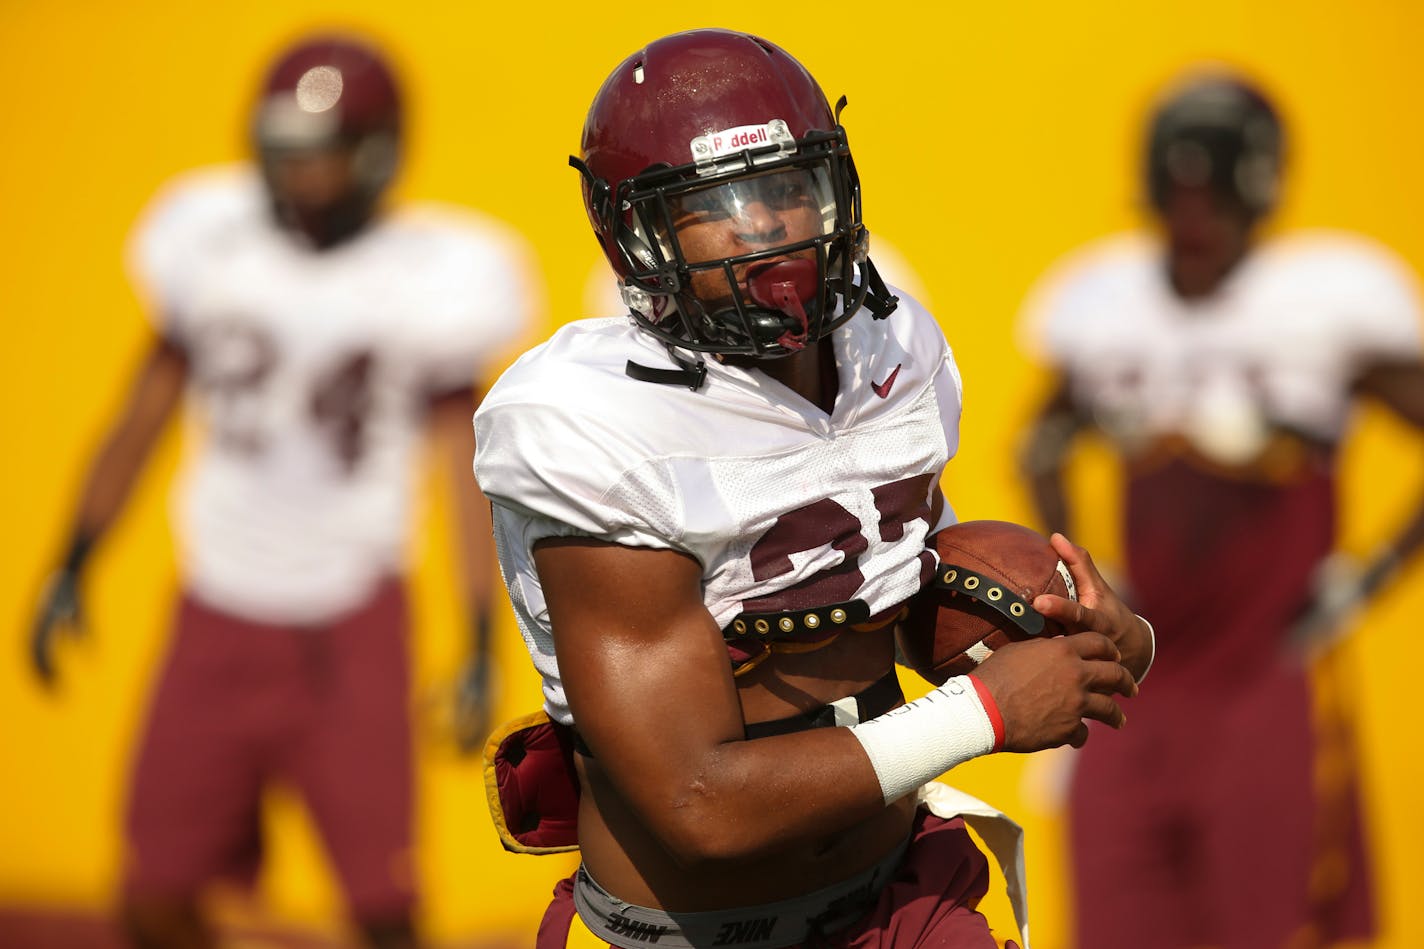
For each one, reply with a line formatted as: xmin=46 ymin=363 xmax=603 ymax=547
xmin=712 ymin=128 xmax=769 ymax=152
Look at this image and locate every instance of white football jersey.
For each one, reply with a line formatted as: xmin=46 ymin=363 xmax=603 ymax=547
xmin=1019 ymin=231 xmax=1423 ymax=464
xmin=475 ymin=293 xmax=961 ymax=724
xmin=128 ymin=165 xmax=539 ymax=624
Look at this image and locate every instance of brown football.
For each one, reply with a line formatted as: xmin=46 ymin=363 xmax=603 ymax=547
xmin=897 ymin=520 xmax=1075 ymax=685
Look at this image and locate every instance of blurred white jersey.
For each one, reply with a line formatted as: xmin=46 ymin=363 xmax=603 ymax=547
xmin=1019 ymin=231 xmax=1423 ymax=463
xmin=128 ymin=165 xmax=539 ymax=624
xmin=475 ymin=293 xmax=961 ymax=724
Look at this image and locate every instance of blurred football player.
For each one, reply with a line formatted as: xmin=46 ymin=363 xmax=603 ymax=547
xmin=474 ymin=28 xmax=1154 ymax=949
xmin=1018 ymin=72 xmax=1424 ymax=949
xmin=28 ymin=34 xmax=539 ymax=949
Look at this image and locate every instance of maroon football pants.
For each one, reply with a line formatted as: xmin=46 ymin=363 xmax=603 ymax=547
xmin=123 ymin=582 xmax=416 ymax=924
xmin=1069 ymin=662 xmax=1372 ymax=949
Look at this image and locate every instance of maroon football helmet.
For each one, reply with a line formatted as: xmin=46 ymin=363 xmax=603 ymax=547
xmin=252 ymin=35 xmax=402 ymax=244
xmin=572 ymin=29 xmax=897 ymax=358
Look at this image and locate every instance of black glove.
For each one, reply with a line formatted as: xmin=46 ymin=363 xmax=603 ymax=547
xmin=31 ymin=567 xmax=86 ymax=688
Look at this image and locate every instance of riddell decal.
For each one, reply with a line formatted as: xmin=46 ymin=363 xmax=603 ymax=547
xmin=691 ymin=119 xmax=794 ymax=168
xmin=707 ymin=125 xmax=769 ymax=155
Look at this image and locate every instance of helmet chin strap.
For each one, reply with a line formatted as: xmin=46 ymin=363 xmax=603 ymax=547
xmin=623 ymin=257 xmax=823 ymax=388
xmin=744 ymin=258 xmax=819 ymax=351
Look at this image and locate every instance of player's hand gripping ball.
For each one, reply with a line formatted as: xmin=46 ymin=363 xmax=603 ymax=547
xmin=898 ymin=520 xmax=1077 ymax=685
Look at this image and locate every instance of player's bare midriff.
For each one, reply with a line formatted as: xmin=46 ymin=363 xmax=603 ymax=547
xmin=573 ymin=626 xmax=916 ymax=912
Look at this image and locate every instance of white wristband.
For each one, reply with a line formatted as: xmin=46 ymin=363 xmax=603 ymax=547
xmin=847 ymin=675 xmax=998 ymax=805
xmin=1134 ymin=613 xmax=1156 ymax=685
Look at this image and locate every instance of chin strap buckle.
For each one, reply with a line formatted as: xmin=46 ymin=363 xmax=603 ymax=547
xmin=624 ymin=353 xmax=708 ymax=390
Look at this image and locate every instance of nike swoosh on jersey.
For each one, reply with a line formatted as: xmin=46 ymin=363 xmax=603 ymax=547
xmin=871 ymin=363 xmax=902 ymax=399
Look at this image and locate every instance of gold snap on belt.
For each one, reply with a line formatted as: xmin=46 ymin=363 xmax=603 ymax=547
xmin=723 ymin=599 xmax=872 ymax=642
xmin=933 ymin=564 xmax=1047 ymax=638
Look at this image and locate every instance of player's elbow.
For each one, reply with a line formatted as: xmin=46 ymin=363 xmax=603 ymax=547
xmin=660 ymin=828 xmax=770 ymax=869
xmin=647 ymin=778 xmax=768 ymax=868
xmin=657 ymin=825 xmax=746 ymax=869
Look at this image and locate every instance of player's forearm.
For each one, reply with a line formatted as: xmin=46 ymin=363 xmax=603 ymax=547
xmin=1356 ymin=359 xmax=1424 ymax=590
xmin=619 ymin=726 xmax=896 ymax=867
xmin=433 ymin=387 xmax=494 ymax=614
xmin=66 ymin=340 xmax=188 ymax=557
xmin=449 ymin=454 xmax=496 ymax=610
xmin=613 ymin=678 xmax=1000 ymax=866
xmin=72 ymin=427 xmax=157 ymax=542
xmin=1364 ymin=498 xmax=1424 ymax=596
xmin=1026 ymin=469 xmax=1074 ymax=538
xmin=1019 ymin=396 xmax=1081 ymax=536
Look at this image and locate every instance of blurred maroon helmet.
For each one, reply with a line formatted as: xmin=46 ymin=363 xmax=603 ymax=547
xmin=253 ymin=34 xmax=402 ymax=196
xmin=572 ymin=29 xmax=897 ymax=360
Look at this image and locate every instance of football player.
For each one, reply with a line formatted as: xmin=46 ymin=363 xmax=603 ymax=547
xmin=28 ymin=34 xmax=539 ymax=949
xmin=475 ymin=29 xmax=1153 ymax=948
xmin=1017 ymin=73 xmax=1424 ymax=948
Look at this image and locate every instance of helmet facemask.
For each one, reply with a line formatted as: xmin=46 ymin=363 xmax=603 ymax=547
xmin=1145 ymin=77 xmax=1283 ymax=220
xmin=599 ymin=125 xmax=871 ymax=358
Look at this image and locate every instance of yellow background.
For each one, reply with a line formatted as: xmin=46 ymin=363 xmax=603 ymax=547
xmin=3 ymin=2 xmax=1423 ymax=947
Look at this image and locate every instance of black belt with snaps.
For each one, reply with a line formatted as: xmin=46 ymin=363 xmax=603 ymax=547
xmin=722 ymin=598 xmax=873 ymax=642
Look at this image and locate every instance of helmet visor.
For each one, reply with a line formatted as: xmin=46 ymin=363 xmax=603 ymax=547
xmin=652 ymin=165 xmax=838 ymax=266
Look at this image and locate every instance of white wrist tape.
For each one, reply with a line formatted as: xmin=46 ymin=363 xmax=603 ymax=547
xmin=1135 ymin=613 xmax=1156 ymax=685
xmin=848 ymin=675 xmax=997 ymax=805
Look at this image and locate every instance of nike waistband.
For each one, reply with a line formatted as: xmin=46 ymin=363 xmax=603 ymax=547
xmin=572 ymin=834 xmax=908 ymax=949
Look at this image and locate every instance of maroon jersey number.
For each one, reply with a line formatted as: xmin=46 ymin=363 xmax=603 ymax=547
xmin=192 ymin=321 xmax=375 ymax=475
xmin=310 ymin=351 xmax=375 ymax=474
xmin=192 ymin=319 xmax=277 ymax=456
xmin=741 ymin=473 xmax=938 ymax=614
